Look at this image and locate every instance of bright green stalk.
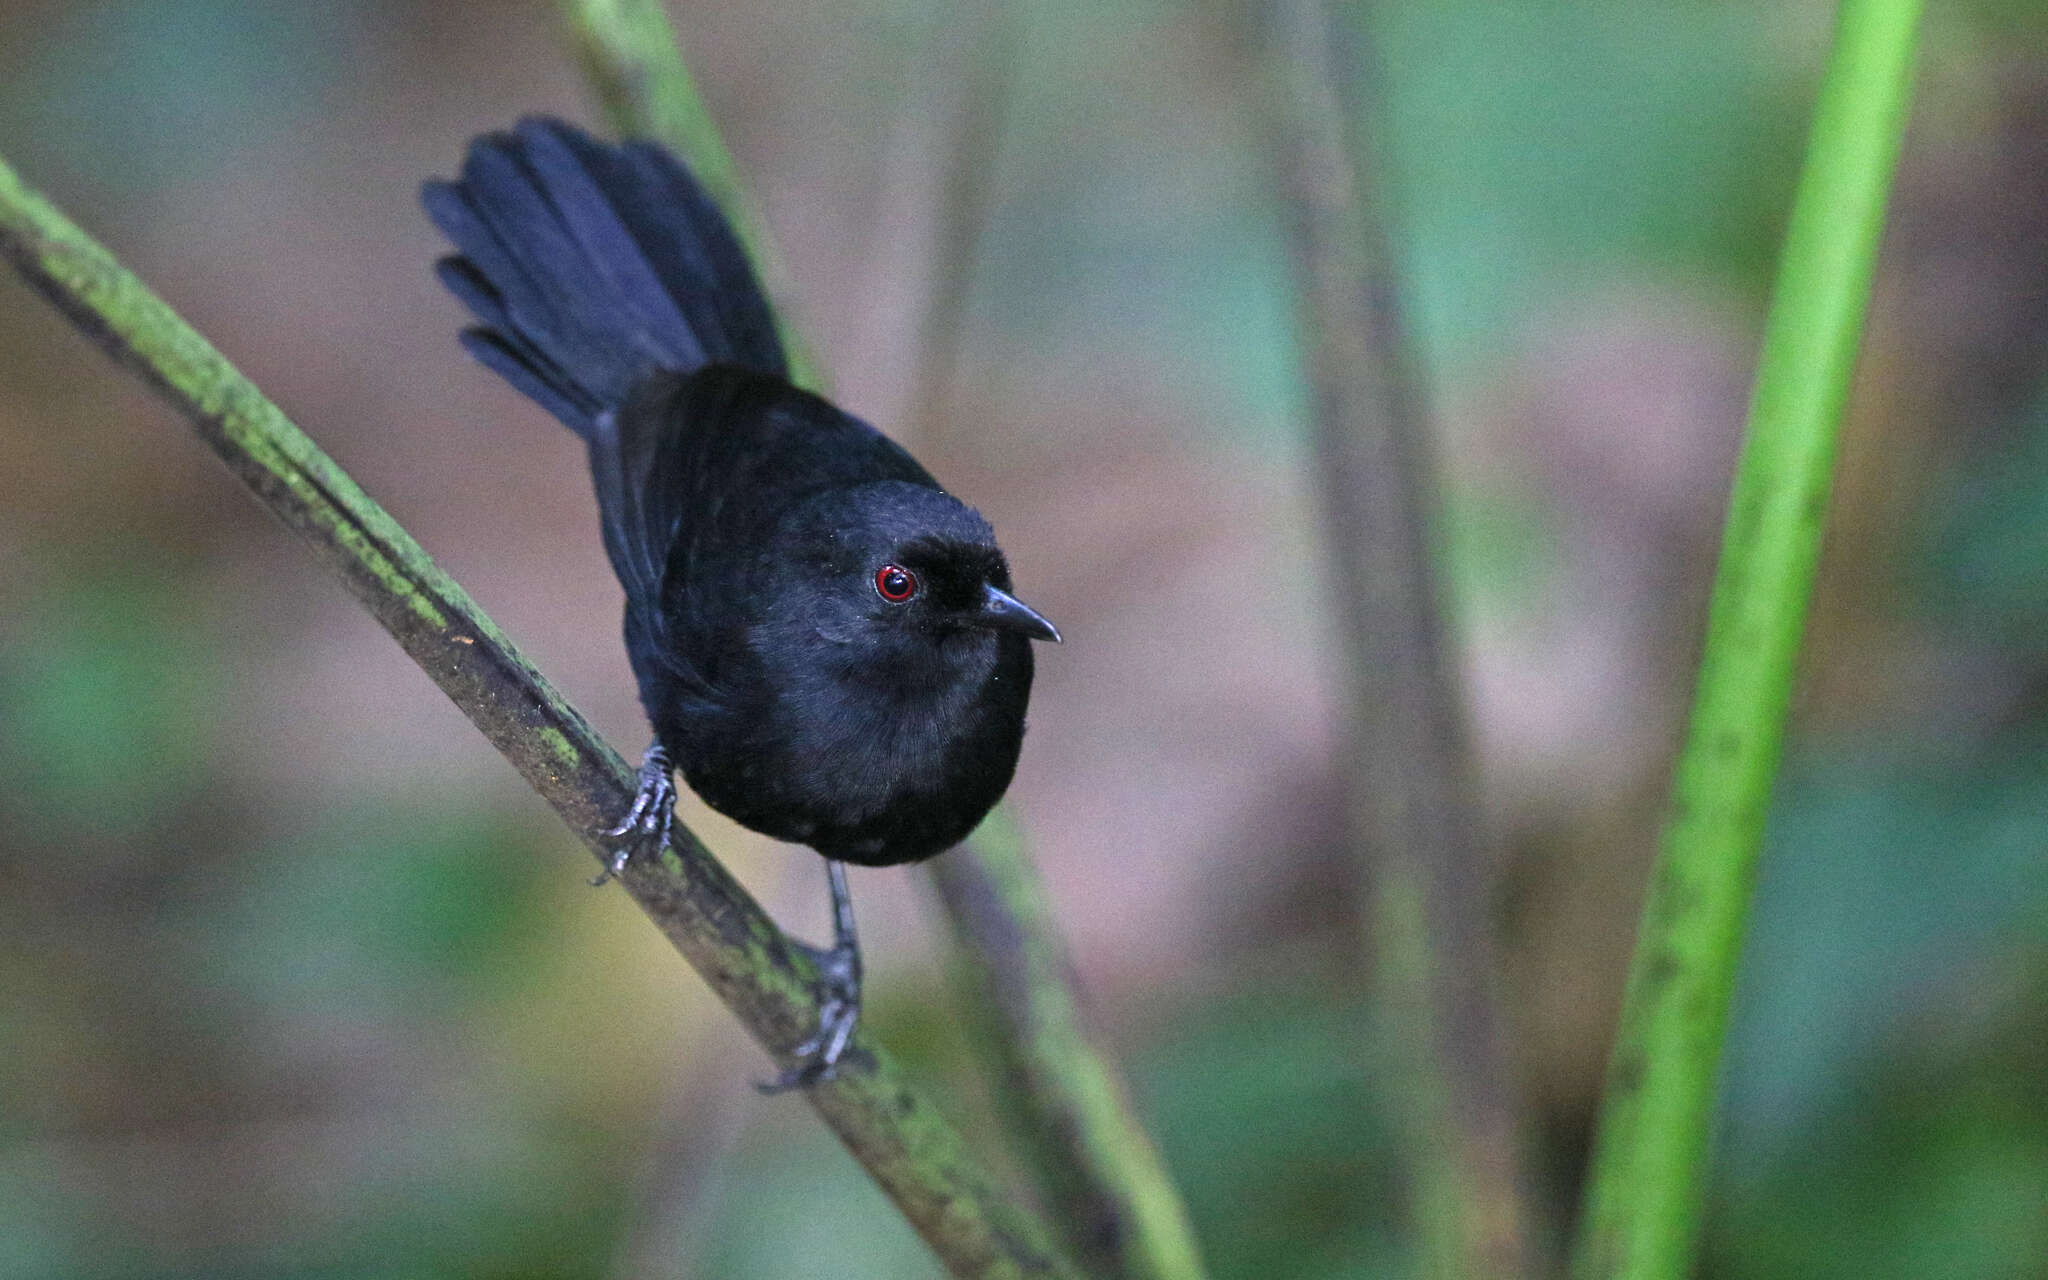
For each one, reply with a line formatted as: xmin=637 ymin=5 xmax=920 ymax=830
xmin=1571 ymin=3 xmax=1924 ymax=1277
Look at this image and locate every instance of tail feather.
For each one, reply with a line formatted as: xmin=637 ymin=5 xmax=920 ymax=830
xmin=423 ymin=116 xmax=786 ymax=438
xmin=515 ymin=124 xmax=703 ymax=368
xmin=610 ymin=136 xmax=784 ymax=373
xmin=433 ymin=256 xmax=589 ymax=428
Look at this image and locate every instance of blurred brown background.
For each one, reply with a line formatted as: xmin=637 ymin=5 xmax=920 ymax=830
xmin=2 ymin=1 xmax=2044 ymax=1276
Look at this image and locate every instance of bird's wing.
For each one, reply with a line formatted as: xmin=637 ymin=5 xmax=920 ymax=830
xmin=591 ymin=380 xmax=716 ymax=703
xmin=598 ymin=365 xmax=937 ymax=703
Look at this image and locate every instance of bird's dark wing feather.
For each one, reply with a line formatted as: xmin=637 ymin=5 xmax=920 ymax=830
xmin=606 ymin=365 xmax=935 ymax=710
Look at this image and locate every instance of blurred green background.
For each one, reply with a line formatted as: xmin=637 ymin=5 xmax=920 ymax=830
xmin=2 ymin=1 xmax=2044 ymax=1276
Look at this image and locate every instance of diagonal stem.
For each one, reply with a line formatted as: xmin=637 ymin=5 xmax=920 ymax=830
xmin=937 ymin=815 xmax=1209 ymax=1280
xmin=0 ymin=152 xmax=1075 ymax=1280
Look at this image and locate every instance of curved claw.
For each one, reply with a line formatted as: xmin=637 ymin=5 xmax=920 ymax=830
xmin=757 ymin=930 xmax=863 ymax=1094
xmin=756 ymin=1000 xmax=859 ymax=1093
xmin=594 ymin=743 xmax=675 ymax=886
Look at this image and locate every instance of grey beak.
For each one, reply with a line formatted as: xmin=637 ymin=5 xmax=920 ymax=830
xmin=979 ymin=583 xmax=1061 ymax=643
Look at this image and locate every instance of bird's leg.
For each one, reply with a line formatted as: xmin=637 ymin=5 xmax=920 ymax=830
xmin=760 ymin=860 xmax=864 ymax=1093
xmin=812 ymin=859 xmax=864 ymax=1064
xmin=595 ymin=741 xmax=676 ymax=885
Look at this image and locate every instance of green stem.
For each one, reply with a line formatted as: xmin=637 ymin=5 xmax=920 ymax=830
xmin=562 ymin=5 xmax=1208 ymax=1276
xmin=0 ymin=153 xmax=1075 ymax=1280
xmin=1570 ymin=3 xmax=1924 ymax=1277
xmin=937 ymin=814 xmax=1209 ymax=1280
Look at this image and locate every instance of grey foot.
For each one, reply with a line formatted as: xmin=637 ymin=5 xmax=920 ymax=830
xmin=595 ymin=743 xmax=675 ymax=886
xmin=758 ymin=938 xmax=862 ymax=1093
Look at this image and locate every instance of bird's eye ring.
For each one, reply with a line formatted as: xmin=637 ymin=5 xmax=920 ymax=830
xmin=875 ymin=564 xmax=919 ymax=603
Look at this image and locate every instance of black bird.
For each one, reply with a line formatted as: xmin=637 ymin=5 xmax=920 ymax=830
xmin=423 ymin=117 xmax=1059 ymax=1088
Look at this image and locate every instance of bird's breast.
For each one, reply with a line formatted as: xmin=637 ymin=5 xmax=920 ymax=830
xmin=675 ymin=637 xmax=1032 ymax=866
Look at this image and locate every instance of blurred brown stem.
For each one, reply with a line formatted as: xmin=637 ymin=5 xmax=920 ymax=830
xmin=1266 ymin=0 xmax=1530 ymax=1274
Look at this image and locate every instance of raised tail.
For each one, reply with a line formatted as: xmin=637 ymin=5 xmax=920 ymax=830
xmin=422 ymin=116 xmax=786 ymax=437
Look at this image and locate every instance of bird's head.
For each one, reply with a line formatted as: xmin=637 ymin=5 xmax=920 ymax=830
xmin=781 ymin=482 xmax=1060 ymax=655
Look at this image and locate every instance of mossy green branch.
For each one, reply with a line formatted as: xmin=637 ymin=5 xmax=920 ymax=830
xmin=1571 ymin=3 xmax=1925 ymax=1277
xmin=0 ymin=153 xmax=1075 ymax=1280
xmin=563 ymin=5 xmax=1209 ymax=1278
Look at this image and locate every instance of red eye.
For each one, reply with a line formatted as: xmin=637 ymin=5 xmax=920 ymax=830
xmin=874 ymin=564 xmax=919 ymax=602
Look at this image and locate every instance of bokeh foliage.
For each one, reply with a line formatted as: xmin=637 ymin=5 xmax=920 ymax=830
xmin=1 ymin=0 xmax=2044 ymax=1276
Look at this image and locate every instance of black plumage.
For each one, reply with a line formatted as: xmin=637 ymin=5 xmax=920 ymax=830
xmin=423 ymin=117 xmax=1058 ymax=1085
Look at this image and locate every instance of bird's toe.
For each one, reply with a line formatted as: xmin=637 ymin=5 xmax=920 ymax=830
xmin=594 ymin=745 xmax=678 ymax=885
xmin=757 ymin=941 xmax=862 ymax=1093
